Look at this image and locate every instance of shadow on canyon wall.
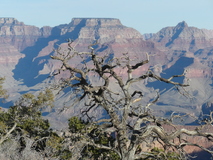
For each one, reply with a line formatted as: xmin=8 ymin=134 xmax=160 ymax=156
xmin=12 ymin=19 xmax=88 ymax=87
xmin=147 ymin=56 xmax=194 ymax=91
xmin=190 ymin=148 xmax=213 ymax=160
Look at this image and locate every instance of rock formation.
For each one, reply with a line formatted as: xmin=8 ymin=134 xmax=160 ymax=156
xmin=147 ymin=21 xmax=213 ymax=51
xmin=0 ymin=17 xmax=213 ymax=129
xmin=0 ymin=17 xmax=213 ymax=157
xmin=0 ymin=18 xmax=52 ymax=51
xmin=0 ymin=17 xmax=52 ymax=76
xmin=0 ymin=18 xmax=52 ymax=101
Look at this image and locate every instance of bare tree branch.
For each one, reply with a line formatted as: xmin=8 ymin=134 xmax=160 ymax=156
xmin=0 ymin=123 xmax=17 ymax=144
xmin=50 ymin=41 xmax=213 ymax=160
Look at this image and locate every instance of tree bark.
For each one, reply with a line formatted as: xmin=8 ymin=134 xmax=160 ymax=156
xmin=0 ymin=123 xmax=17 ymax=144
xmin=123 ymin=148 xmax=136 ymax=160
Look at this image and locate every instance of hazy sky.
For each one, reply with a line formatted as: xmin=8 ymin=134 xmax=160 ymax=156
xmin=0 ymin=0 xmax=212 ymax=34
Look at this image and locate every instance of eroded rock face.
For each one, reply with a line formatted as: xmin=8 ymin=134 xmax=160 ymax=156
xmin=0 ymin=18 xmax=52 ymax=51
xmin=52 ymin=18 xmax=143 ymax=44
xmin=0 ymin=18 xmax=52 ymax=100
xmin=139 ymin=21 xmax=213 ymax=128
xmin=0 ymin=18 xmax=211 ymax=157
xmin=36 ymin=18 xmax=160 ymax=80
xmin=1 ymin=18 xmax=213 ymax=130
xmin=148 ymin=21 xmax=213 ymax=51
xmin=0 ymin=43 xmax=23 ymax=66
xmin=0 ymin=18 xmax=52 ymax=74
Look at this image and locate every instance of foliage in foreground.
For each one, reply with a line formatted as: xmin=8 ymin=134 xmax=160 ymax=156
xmin=0 ymin=88 xmax=72 ymax=160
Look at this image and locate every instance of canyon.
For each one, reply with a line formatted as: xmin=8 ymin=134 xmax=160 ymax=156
xmin=1 ymin=17 xmax=213 ymax=126
xmin=1 ymin=17 xmax=213 ymax=157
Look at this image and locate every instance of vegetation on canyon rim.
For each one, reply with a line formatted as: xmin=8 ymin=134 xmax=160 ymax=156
xmin=0 ymin=41 xmax=213 ymax=160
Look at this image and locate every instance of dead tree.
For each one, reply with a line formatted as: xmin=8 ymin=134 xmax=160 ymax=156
xmin=51 ymin=41 xmax=213 ymax=160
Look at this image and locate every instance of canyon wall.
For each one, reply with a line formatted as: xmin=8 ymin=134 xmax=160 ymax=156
xmin=0 ymin=17 xmax=213 ymax=126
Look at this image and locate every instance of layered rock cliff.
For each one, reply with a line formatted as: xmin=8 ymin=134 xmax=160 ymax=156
xmin=0 ymin=17 xmax=213 ymax=128
xmin=0 ymin=18 xmax=52 ymax=51
xmin=0 ymin=17 xmax=52 ymax=82
xmin=55 ymin=18 xmax=142 ymax=40
xmin=141 ymin=21 xmax=213 ymax=128
xmin=0 ymin=18 xmax=212 ymax=157
xmin=147 ymin=21 xmax=213 ymax=51
xmin=21 ymin=18 xmax=162 ymax=87
xmin=0 ymin=18 xmax=52 ymax=100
